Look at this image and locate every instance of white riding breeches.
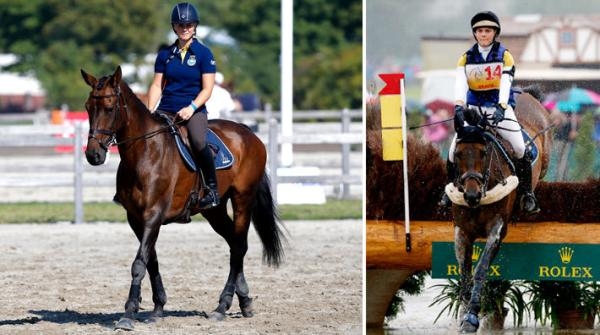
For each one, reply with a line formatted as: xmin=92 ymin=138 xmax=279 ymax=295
xmin=448 ymin=105 xmax=525 ymax=162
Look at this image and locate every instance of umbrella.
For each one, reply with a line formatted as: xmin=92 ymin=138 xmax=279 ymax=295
xmin=425 ymin=99 xmax=454 ymax=114
xmin=547 ymin=87 xmax=600 ymax=113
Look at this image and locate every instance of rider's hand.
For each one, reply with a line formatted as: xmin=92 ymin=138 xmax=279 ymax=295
xmin=177 ymin=105 xmax=195 ymax=120
xmin=492 ymin=104 xmax=506 ymax=126
xmin=454 ymin=105 xmax=466 ymax=135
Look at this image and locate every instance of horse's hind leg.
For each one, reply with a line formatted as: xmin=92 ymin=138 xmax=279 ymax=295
xmin=203 ymin=195 xmax=253 ymax=321
xmin=115 ymin=214 xmax=164 ymax=330
xmin=460 ymin=219 xmax=504 ymax=333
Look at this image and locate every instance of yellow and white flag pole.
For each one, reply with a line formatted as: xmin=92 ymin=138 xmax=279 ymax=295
xmin=378 ymin=73 xmax=411 ymax=252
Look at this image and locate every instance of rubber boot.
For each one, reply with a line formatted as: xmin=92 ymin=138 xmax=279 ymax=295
xmin=514 ymin=154 xmax=540 ymax=214
xmin=439 ymin=160 xmax=458 ymax=207
xmin=195 ymin=145 xmax=220 ymax=209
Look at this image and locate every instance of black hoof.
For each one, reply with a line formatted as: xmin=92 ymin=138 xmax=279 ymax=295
xmin=209 ymin=311 xmax=226 ymax=321
xmin=240 ymin=299 xmax=254 ymax=317
xmin=459 ymin=313 xmax=479 ymax=333
xmin=115 ymin=317 xmax=135 ymax=331
xmin=241 ymin=305 xmax=254 ymax=318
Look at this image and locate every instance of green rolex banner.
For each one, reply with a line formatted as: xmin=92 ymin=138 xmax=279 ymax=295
xmin=432 ymin=242 xmax=599 ymax=281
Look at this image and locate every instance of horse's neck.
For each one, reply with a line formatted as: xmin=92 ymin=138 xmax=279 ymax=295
xmin=117 ymin=83 xmax=165 ymax=158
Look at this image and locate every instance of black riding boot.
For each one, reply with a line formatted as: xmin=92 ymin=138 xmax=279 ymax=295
xmin=514 ymin=154 xmax=540 ymax=214
xmin=439 ymin=160 xmax=458 ymax=207
xmin=195 ymin=145 xmax=220 ymax=209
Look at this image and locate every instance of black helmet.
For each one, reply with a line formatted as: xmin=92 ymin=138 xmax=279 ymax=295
xmin=471 ymin=11 xmax=501 ymax=35
xmin=171 ymin=2 xmax=199 ymax=25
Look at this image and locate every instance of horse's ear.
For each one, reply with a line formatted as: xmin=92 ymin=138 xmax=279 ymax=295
xmin=81 ymin=69 xmax=97 ymax=87
xmin=111 ymin=66 xmax=122 ymax=86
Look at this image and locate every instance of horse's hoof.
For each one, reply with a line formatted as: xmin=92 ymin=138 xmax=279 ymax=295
xmin=240 ymin=297 xmax=254 ymax=317
xmin=459 ymin=313 xmax=479 ymax=333
xmin=115 ymin=317 xmax=135 ymax=331
xmin=209 ymin=311 xmax=226 ymax=321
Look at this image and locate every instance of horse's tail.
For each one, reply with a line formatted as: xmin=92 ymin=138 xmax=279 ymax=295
xmin=251 ymin=173 xmax=286 ymax=267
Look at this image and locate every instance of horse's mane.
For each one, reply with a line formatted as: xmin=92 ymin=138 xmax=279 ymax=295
xmin=520 ymin=85 xmax=544 ymax=102
xmin=118 ymin=79 xmax=154 ymax=118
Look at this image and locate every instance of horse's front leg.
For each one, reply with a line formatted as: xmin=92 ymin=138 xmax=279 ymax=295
xmin=454 ymin=226 xmax=473 ymax=323
xmin=115 ymin=221 xmax=162 ymax=330
xmin=461 ymin=218 xmax=504 ymax=333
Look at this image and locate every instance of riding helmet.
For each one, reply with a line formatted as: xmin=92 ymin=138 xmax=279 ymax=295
xmin=171 ymin=2 xmax=199 ymax=25
xmin=471 ymin=11 xmax=501 ymax=35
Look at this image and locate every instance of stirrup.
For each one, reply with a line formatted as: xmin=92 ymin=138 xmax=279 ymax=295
xmin=520 ymin=193 xmax=540 ymax=214
xmin=198 ymin=188 xmax=220 ymax=209
xmin=439 ymin=193 xmax=451 ymax=207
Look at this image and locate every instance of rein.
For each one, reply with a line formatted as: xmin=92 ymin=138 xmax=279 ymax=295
xmin=88 ymin=87 xmax=187 ymax=149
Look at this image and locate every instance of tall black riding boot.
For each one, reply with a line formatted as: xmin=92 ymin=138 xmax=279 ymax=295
xmin=514 ymin=154 xmax=540 ymax=214
xmin=439 ymin=160 xmax=458 ymax=207
xmin=195 ymin=145 xmax=220 ymax=209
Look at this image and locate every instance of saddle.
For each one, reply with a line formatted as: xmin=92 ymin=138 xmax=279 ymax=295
xmin=155 ymin=113 xmax=234 ymax=223
xmin=157 ymin=113 xmax=234 ymax=171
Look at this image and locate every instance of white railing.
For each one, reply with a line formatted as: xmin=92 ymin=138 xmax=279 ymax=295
xmin=0 ymin=109 xmax=362 ymax=223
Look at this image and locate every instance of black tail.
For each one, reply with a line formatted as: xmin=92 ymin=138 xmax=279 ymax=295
xmin=251 ymin=173 xmax=286 ymax=267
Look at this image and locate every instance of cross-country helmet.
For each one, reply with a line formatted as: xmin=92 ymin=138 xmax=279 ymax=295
xmin=471 ymin=11 xmax=501 ymax=35
xmin=171 ymin=2 xmax=199 ymax=25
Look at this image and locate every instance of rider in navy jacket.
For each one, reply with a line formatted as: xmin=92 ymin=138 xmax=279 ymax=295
xmin=147 ymin=2 xmax=219 ymax=209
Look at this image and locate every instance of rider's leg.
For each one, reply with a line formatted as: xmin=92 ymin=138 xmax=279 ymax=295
xmin=187 ymin=112 xmax=220 ymax=209
xmin=493 ymin=106 xmax=539 ymax=214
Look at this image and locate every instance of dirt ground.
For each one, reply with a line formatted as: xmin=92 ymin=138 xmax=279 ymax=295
xmin=0 ymin=219 xmax=362 ymax=334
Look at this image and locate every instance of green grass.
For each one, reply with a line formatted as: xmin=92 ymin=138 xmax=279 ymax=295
xmin=0 ymin=199 xmax=362 ymax=223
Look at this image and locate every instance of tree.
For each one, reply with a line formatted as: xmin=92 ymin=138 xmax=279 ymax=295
xmin=0 ymin=0 xmax=166 ymax=109
xmin=0 ymin=0 xmax=362 ymax=111
xmin=198 ymin=0 xmax=362 ymax=110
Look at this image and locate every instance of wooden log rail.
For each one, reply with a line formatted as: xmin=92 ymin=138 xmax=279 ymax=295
xmin=367 ymin=220 xmax=600 ymax=270
xmin=366 ymin=219 xmax=600 ymax=327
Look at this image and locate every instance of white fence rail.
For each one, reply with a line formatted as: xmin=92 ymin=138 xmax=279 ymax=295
xmin=0 ymin=109 xmax=362 ymax=223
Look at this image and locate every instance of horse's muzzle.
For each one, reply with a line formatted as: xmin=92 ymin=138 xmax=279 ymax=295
xmin=463 ymin=188 xmax=482 ymax=208
xmin=85 ymin=147 xmax=107 ymax=166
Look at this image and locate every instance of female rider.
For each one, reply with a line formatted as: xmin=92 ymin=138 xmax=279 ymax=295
xmin=440 ymin=11 xmax=539 ymax=214
xmin=147 ymin=2 xmax=219 ymax=209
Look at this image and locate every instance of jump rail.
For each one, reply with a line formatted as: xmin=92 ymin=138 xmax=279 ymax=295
xmin=0 ymin=109 xmax=362 ymax=223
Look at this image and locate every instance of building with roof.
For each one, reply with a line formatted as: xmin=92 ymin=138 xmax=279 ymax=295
xmin=419 ymin=14 xmax=600 ymax=103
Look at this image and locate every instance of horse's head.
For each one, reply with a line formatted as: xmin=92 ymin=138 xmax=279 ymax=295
xmin=454 ymin=128 xmax=488 ymax=208
xmin=80 ymin=66 xmax=124 ymax=165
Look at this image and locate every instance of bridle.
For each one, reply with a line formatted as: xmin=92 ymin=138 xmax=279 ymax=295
xmin=86 ymin=80 xmax=188 ymax=151
xmin=456 ymin=130 xmax=516 ymax=199
xmin=87 ymin=83 xmax=124 ymax=151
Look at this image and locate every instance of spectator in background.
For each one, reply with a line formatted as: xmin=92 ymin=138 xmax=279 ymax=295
xmin=552 ymin=111 xmax=580 ymax=181
xmin=422 ymin=108 xmax=451 ymax=155
xmin=206 ymin=72 xmax=236 ymax=120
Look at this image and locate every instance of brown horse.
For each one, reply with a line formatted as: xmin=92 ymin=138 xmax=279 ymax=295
xmin=80 ymin=66 xmax=285 ymax=330
xmin=445 ymin=91 xmax=551 ymax=332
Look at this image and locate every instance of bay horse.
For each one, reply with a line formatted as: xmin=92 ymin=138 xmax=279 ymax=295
xmin=80 ymin=66 xmax=285 ymax=330
xmin=444 ymin=91 xmax=551 ymax=332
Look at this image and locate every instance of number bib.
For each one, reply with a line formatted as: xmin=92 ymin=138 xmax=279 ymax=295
xmin=465 ymin=62 xmax=502 ymax=91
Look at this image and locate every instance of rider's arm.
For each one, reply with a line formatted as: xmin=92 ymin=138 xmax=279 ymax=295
xmin=454 ymin=54 xmax=468 ymax=106
xmin=191 ymin=72 xmax=215 ymax=109
xmin=147 ymin=73 xmax=163 ymax=112
xmin=498 ymin=51 xmax=515 ymax=106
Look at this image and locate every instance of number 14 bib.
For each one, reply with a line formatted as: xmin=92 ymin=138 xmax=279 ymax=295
xmin=465 ymin=62 xmax=502 ymax=91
